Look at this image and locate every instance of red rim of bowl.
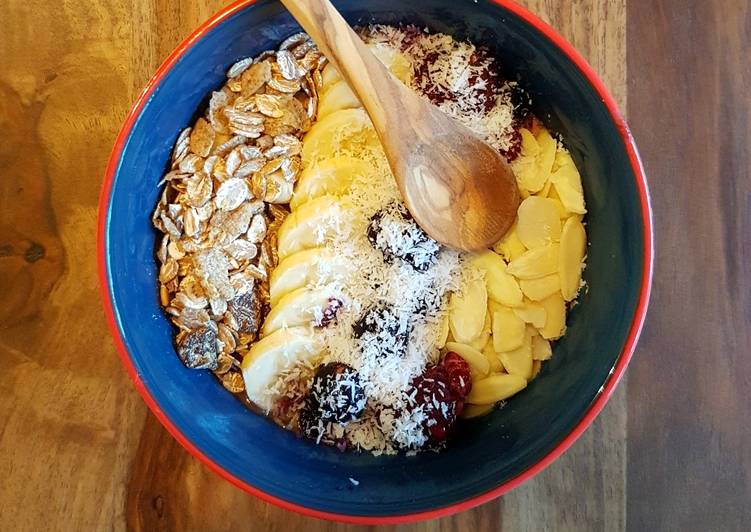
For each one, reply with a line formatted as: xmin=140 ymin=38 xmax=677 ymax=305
xmin=97 ymin=0 xmax=653 ymax=524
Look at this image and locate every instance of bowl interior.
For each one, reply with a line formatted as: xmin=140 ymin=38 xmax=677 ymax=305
xmin=103 ymin=0 xmax=646 ymax=517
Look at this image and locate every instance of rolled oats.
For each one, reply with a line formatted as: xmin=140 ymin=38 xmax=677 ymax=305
xmin=151 ymin=36 xmax=324 ymax=393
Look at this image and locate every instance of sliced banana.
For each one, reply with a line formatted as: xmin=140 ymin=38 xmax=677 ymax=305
xmin=317 ymin=80 xmax=362 ymax=119
xmin=269 ymin=247 xmax=350 ymax=307
xmin=241 ymin=327 xmax=321 ymax=411
xmin=291 ymin=156 xmax=371 ymax=210
xmin=262 ymin=286 xmax=335 ymax=336
xmin=319 ymin=43 xmax=412 ymax=88
xmin=277 ymin=195 xmax=350 ymax=259
xmin=301 ymin=108 xmax=379 ymax=166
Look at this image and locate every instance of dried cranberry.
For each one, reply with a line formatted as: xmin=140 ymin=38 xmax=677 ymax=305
xmin=316 ymin=297 xmax=343 ymax=328
xmin=500 ymin=128 xmax=523 ymax=163
xmin=402 ymin=353 xmax=473 ymax=445
xmin=442 ymin=352 xmax=472 ymax=398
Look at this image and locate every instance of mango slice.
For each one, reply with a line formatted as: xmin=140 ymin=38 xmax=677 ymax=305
xmin=467 ymin=374 xmax=528 ymax=405
xmin=449 ymin=277 xmax=488 ymax=344
xmin=507 ymin=243 xmax=560 ymax=279
xmin=513 ymin=299 xmax=547 ymax=329
xmin=493 ymin=222 xmax=527 ymax=262
xmin=519 ymin=274 xmax=561 ymax=301
xmin=471 ymin=251 xmax=523 ymax=307
xmin=539 ymin=292 xmax=566 ymax=340
xmin=532 ymin=334 xmax=552 ymax=360
xmin=492 ymin=307 xmax=526 ymax=352
xmin=444 ymin=341 xmax=490 ymax=378
xmin=550 ymin=150 xmax=586 ymax=214
xmin=498 ymin=333 xmax=533 ymax=379
xmin=482 ymin=339 xmax=504 ymax=373
xmin=468 ymin=311 xmax=492 ymax=351
xmin=516 ymin=197 xmax=562 ymax=248
xmin=559 ymin=216 xmax=587 ymax=301
xmin=461 ymin=403 xmax=496 ymax=418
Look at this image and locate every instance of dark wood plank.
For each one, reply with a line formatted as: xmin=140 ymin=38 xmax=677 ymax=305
xmin=627 ymin=1 xmax=751 ymax=530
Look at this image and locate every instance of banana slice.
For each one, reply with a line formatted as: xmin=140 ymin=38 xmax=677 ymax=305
xmin=317 ymin=80 xmax=362 ymax=119
xmin=277 ymin=195 xmax=350 ymax=259
xmin=291 ymin=156 xmax=371 ymax=210
xmin=319 ymin=43 xmax=412 ymax=89
xmin=241 ymin=327 xmax=321 ymax=412
xmin=269 ymin=247 xmax=351 ymax=307
xmin=301 ymin=108 xmax=379 ymax=166
xmin=262 ymin=286 xmax=336 ymax=336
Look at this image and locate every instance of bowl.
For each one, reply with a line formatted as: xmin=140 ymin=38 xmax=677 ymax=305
xmin=98 ymin=0 xmax=653 ymax=523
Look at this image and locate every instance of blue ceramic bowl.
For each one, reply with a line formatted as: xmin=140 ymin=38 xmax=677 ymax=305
xmin=99 ymin=0 xmax=652 ymax=523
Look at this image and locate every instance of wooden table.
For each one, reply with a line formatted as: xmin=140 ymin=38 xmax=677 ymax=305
xmin=1 ymin=0 xmax=749 ymax=530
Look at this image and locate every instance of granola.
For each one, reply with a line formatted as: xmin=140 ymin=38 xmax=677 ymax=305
xmin=151 ymin=35 xmax=324 ymax=392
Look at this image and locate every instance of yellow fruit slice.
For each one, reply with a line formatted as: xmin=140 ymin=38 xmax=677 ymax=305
xmin=301 ymin=108 xmax=379 ymax=166
xmin=320 ymin=43 xmax=412 ymax=88
xmin=468 ymin=311 xmax=492 ymax=351
xmin=269 ymin=247 xmax=350 ymax=307
xmin=436 ymin=312 xmax=450 ymax=348
xmin=317 ymin=80 xmax=361 ymax=119
xmin=535 ymin=127 xmax=557 ymax=187
xmin=532 ymin=334 xmax=552 ymax=360
xmin=467 ymin=374 xmax=528 ymax=404
xmin=516 ymin=196 xmax=562 ymax=248
xmin=539 ymin=292 xmax=566 ymax=340
xmin=531 ymin=360 xmax=542 ymax=379
xmin=261 ymin=286 xmax=333 ymax=336
xmin=513 ymin=299 xmax=547 ymax=329
xmin=507 ymin=243 xmax=560 ymax=279
xmin=512 ymin=129 xmax=543 ymax=193
xmin=461 ymin=403 xmax=495 ymax=418
xmin=492 ymin=306 xmax=526 ymax=352
xmin=291 ymin=156 xmax=371 ymax=210
xmin=277 ymin=195 xmax=349 ymax=259
xmin=444 ymin=341 xmax=490 ymax=378
xmin=482 ymin=339 xmax=504 ymax=373
xmin=320 ymin=63 xmax=342 ymax=89
xmin=498 ymin=333 xmax=533 ymax=379
xmin=519 ymin=274 xmax=561 ymax=301
xmin=449 ymin=277 xmax=488 ymax=344
xmin=559 ymin=216 xmax=587 ymax=301
xmin=550 ymin=150 xmax=586 ymax=214
xmin=241 ymin=327 xmax=321 ymax=411
xmin=470 ymin=250 xmax=523 ymax=307
xmin=493 ymin=222 xmax=527 ymax=262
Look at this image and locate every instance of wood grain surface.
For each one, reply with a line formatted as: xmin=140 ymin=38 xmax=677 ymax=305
xmin=0 ymin=0 xmax=747 ymax=531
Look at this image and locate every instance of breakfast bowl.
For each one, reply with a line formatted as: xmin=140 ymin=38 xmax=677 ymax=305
xmin=98 ymin=0 xmax=652 ymax=523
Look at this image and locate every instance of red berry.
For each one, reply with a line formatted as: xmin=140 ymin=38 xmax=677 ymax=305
xmin=442 ymin=352 xmax=472 ymax=398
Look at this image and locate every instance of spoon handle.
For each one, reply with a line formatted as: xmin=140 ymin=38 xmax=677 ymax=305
xmin=279 ymin=0 xmax=403 ymax=134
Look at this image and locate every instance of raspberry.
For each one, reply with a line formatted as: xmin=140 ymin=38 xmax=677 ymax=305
xmin=404 ymin=353 xmax=473 ymax=444
xmin=442 ymin=352 xmax=472 ymax=398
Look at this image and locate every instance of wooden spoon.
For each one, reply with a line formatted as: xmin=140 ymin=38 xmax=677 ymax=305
xmin=280 ymin=0 xmax=519 ymax=251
